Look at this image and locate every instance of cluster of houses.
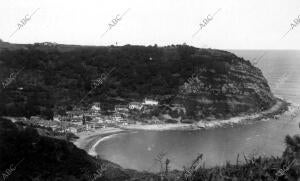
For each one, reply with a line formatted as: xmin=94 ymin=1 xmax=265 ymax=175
xmin=15 ymin=116 xmax=86 ymax=134
xmin=117 ymin=98 xmax=158 ymax=112
xmin=14 ymin=98 xmax=160 ymax=134
xmin=52 ymin=98 xmax=159 ymax=133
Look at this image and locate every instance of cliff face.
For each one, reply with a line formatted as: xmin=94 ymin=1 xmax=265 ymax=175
xmin=171 ymin=49 xmax=275 ymax=120
xmin=0 ymin=42 xmax=276 ymax=120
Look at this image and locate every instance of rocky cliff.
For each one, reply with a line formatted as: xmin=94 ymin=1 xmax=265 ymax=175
xmin=169 ymin=49 xmax=276 ymax=120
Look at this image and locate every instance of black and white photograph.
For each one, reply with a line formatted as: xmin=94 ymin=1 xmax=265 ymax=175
xmin=1 ymin=0 xmax=300 ymax=180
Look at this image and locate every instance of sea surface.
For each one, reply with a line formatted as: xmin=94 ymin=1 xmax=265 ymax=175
xmin=96 ymin=50 xmax=300 ymax=172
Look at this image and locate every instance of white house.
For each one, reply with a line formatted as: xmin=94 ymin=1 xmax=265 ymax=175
xmin=105 ymin=119 xmax=114 ymax=124
xmin=86 ymin=123 xmax=96 ymax=131
xmin=70 ymin=115 xmax=83 ymax=123
xmin=128 ymin=102 xmax=143 ymax=110
xmin=143 ymin=98 xmax=158 ymax=106
xmin=115 ymin=105 xmax=129 ymax=112
xmin=91 ymin=102 xmax=101 ymax=112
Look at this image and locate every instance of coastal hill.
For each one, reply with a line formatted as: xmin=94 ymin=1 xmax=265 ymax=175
xmin=0 ymin=41 xmax=297 ymax=181
xmin=0 ymin=41 xmax=279 ymax=120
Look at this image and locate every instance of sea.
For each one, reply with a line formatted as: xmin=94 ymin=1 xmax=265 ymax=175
xmin=95 ymin=50 xmax=300 ymax=172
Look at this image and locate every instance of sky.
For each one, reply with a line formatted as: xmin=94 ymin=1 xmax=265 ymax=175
xmin=0 ymin=0 xmax=299 ymax=49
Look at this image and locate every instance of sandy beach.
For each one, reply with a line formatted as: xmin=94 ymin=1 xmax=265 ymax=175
xmin=73 ymin=127 xmax=125 ymax=152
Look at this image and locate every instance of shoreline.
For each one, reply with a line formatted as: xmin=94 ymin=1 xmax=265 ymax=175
xmin=74 ymin=98 xmax=294 ymax=156
xmin=120 ymin=98 xmax=292 ymax=131
xmin=73 ymin=127 xmax=125 ymax=153
xmin=88 ymin=132 xmax=127 ymax=156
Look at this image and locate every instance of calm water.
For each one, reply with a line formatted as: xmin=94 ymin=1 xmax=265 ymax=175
xmin=96 ymin=50 xmax=300 ymax=172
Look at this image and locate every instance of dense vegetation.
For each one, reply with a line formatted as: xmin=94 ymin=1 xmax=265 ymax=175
xmin=0 ymin=118 xmax=159 ymax=181
xmin=0 ymin=43 xmax=275 ymax=120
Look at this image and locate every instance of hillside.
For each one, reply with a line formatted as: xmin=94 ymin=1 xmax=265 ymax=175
xmin=0 ymin=118 xmax=159 ymax=181
xmin=0 ymin=41 xmax=279 ymax=120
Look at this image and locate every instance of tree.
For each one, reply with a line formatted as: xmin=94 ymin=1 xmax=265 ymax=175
xmin=155 ymin=152 xmax=169 ymax=180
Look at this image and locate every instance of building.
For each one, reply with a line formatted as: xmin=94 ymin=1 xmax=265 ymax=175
xmin=92 ymin=117 xmax=104 ymax=123
xmin=30 ymin=116 xmax=42 ymax=124
xmin=67 ymin=127 xmax=78 ymax=134
xmin=112 ymin=114 xmax=123 ymax=122
xmin=143 ymin=98 xmax=158 ymax=106
xmin=91 ymin=102 xmax=101 ymax=112
xmin=105 ymin=119 xmax=114 ymax=124
xmin=60 ymin=116 xmax=71 ymax=122
xmin=70 ymin=116 xmax=83 ymax=123
xmin=115 ymin=105 xmax=129 ymax=112
xmin=128 ymin=102 xmax=143 ymax=110
xmin=122 ymin=122 xmax=128 ymax=126
xmin=86 ymin=123 xmax=96 ymax=131
xmin=30 ymin=116 xmax=41 ymax=121
xmin=53 ymin=115 xmax=61 ymax=122
xmin=142 ymin=107 xmax=153 ymax=114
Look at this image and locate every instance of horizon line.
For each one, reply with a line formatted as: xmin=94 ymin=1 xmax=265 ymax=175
xmin=1 ymin=40 xmax=300 ymax=51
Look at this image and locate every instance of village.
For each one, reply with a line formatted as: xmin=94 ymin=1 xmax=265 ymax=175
xmin=14 ymin=98 xmax=160 ymax=134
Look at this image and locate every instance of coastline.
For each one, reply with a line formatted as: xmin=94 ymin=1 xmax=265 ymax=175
xmin=120 ymin=98 xmax=293 ymax=131
xmin=73 ymin=127 xmax=125 ymax=153
xmin=73 ymin=98 xmax=295 ymax=156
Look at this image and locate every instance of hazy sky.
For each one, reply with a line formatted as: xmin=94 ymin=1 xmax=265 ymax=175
xmin=0 ymin=0 xmax=299 ymax=49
